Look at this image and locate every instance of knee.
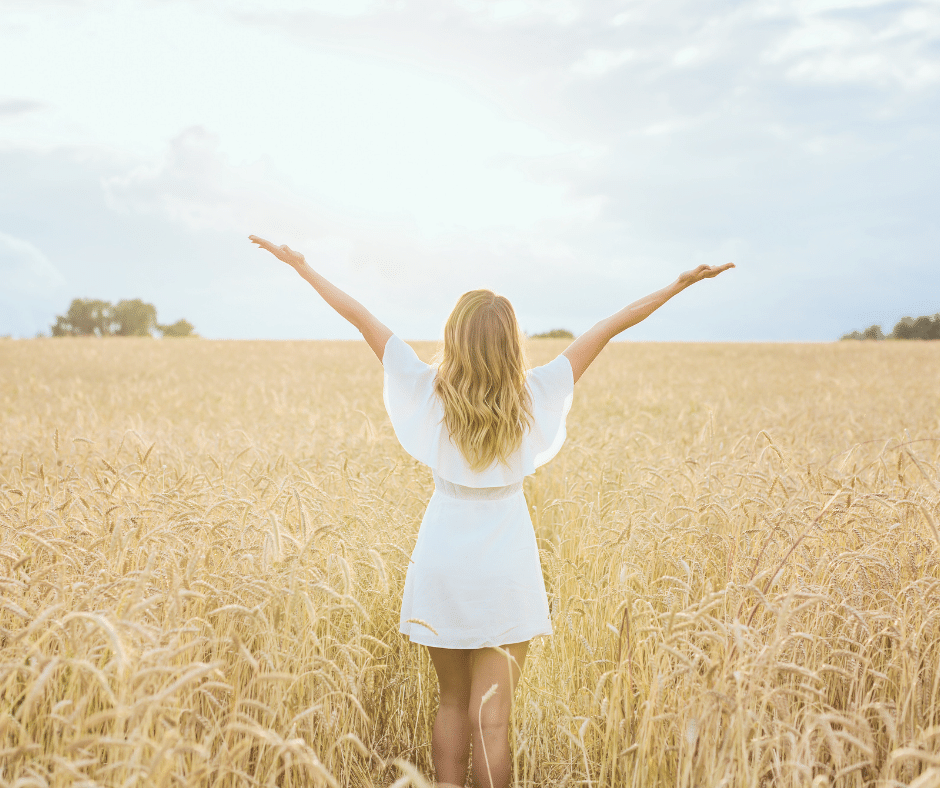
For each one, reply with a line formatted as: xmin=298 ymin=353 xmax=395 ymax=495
xmin=472 ymin=703 xmax=509 ymax=739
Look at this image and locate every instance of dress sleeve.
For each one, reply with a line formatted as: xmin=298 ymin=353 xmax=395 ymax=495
xmin=525 ymin=353 xmax=575 ymax=468
xmin=382 ymin=335 xmax=442 ymax=468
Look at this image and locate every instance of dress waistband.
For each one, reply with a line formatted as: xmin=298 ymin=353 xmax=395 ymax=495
xmin=433 ymin=473 xmax=524 ymax=500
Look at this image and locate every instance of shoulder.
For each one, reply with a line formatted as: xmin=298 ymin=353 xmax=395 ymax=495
xmin=526 ymin=354 xmax=574 ymax=400
xmin=383 ymin=335 xmax=435 ymax=378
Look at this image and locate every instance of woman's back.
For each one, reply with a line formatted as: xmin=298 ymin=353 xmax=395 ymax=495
xmin=382 ymin=333 xmax=574 ymax=488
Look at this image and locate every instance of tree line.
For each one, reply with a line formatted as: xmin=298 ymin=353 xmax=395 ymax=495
xmin=529 ymin=329 xmax=574 ymax=339
xmin=50 ymin=299 xmax=196 ymax=338
xmin=842 ymin=313 xmax=940 ymax=341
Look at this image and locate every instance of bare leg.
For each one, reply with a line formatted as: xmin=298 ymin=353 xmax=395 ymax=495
xmin=427 ymin=646 xmax=473 ymax=787
xmin=469 ymin=641 xmax=529 ymax=788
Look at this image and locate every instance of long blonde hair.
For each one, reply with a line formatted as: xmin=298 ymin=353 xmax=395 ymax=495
xmin=434 ymin=289 xmax=534 ymax=471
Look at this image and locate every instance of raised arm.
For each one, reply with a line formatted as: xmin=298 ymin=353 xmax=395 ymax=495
xmin=249 ymin=236 xmax=393 ymax=361
xmin=562 ymin=263 xmax=735 ymax=384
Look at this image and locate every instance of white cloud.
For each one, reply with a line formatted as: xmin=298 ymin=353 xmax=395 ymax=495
xmin=103 ymin=127 xmax=288 ymax=233
xmin=672 ymin=46 xmax=704 ymax=67
xmin=787 ymin=50 xmax=940 ymax=89
xmin=788 ymin=0 xmax=900 ymax=13
xmin=0 ymin=98 xmax=44 ymax=119
xmin=455 ymin=0 xmax=581 ymax=25
xmin=571 ymin=48 xmax=636 ymax=77
xmin=763 ymin=1 xmax=940 ymax=88
xmin=226 ymin=0 xmax=381 ymax=15
xmin=97 ymin=124 xmax=605 ymax=311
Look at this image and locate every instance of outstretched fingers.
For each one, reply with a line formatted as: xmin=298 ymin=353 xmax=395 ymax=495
xmin=704 ymin=262 xmax=736 ymax=278
xmin=248 ymin=235 xmax=276 ymax=252
xmin=248 ymin=236 xmax=305 ymax=267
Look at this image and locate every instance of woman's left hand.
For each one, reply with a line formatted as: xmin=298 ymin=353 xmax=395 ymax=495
xmin=678 ymin=262 xmax=735 ymax=287
xmin=249 ymin=235 xmax=306 ymax=270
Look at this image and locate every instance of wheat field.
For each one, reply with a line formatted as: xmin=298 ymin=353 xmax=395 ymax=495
xmin=1 ymin=337 xmax=939 ymax=788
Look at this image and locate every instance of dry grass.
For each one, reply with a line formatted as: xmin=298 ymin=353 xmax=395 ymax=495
xmin=1 ymin=337 xmax=939 ymax=787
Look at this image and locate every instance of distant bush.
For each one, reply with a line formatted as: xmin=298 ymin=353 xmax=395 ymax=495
xmin=51 ymin=298 xmax=196 ymax=338
xmin=840 ymin=324 xmax=885 ymax=341
xmin=841 ymin=313 xmax=940 ymax=341
xmin=158 ymin=319 xmax=196 ymax=338
xmin=530 ymin=329 xmax=574 ymax=339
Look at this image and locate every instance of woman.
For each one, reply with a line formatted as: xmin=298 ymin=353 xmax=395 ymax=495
xmin=249 ymin=235 xmax=733 ymax=788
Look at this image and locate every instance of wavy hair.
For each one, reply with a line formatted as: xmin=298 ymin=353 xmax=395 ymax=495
xmin=434 ymin=289 xmax=533 ymax=471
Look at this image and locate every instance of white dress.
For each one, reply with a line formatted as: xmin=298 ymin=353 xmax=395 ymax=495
xmin=382 ymin=334 xmax=574 ymax=649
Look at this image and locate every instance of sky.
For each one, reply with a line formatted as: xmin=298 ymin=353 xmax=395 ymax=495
xmin=1 ymin=0 xmax=938 ymax=341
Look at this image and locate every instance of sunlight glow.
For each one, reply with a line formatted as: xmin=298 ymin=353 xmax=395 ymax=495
xmin=0 ymin=2 xmax=580 ymax=236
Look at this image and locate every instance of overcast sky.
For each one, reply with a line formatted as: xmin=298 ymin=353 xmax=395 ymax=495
xmin=1 ymin=0 xmax=938 ymax=340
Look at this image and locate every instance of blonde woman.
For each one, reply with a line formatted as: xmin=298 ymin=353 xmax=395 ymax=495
xmin=250 ymin=235 xmax=734 ymax=788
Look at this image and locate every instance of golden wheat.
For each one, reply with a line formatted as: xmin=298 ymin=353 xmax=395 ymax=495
xmin=1 ymin=337 xmax=939 ymax=787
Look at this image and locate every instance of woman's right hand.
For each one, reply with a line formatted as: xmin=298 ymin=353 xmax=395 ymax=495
xmin=678 ymin=262 xmax=736 ymax=287
xmin=249 ymin=235 xmax=307 ymax=270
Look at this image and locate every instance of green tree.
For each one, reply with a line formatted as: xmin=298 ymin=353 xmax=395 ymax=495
xmin=922 ymin=316 xmax=940 ymax=340
xmin=112 ymin=299 xmax=158 ymax=336
xmin=158 ymin=319 xmax=196 ymax=338
xmin=892 ymin=317 xmax=916 ymax=339
xmin=51 ymin=298 xmax=114 ymax=336
xmin=51 ymin=298 xmax=197 ymax=338
xmin=890 ymin=314 xmax=940 ymax=340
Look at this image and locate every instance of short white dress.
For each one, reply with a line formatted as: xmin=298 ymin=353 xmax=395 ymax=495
xmin=382 ymin=334 xmax=574 ymax=649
